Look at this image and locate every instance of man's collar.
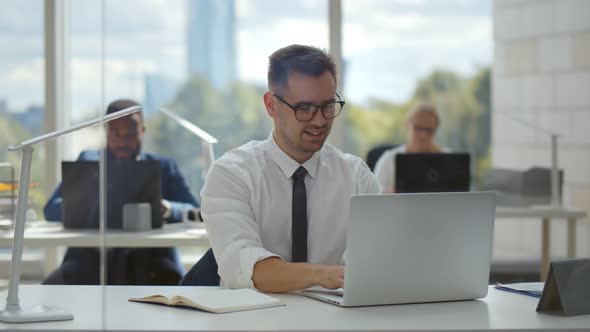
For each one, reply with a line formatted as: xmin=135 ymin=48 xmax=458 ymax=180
xmin=265 ymin=131 xmax=319 ymax=179
xmin=105 ymin=149 xmax=144 ymax=161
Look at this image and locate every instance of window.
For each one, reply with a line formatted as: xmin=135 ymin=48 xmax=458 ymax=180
xmin=67 ymin=0 xmax=330 ymax=201
xmin=342 ymin=0 xmax=492 ymax=180
xmin=0 ymin=0 xmax=46 ymax=218
xmin=64 ymin=0 xmax=330 ymax=277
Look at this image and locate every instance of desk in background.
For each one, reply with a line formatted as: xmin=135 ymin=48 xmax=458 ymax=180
xmin=0 ymin=205 xmax=586 ymax=281
xmin=496 ymin=206 xmax=587 ymax=281
xmin=0 ymin=285 xmax=589 ymax=331
xmin=0 ymin=222 xmax=208 ymax=275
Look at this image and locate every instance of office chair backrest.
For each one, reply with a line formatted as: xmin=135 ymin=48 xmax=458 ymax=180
xmin=178 ymin=248 xmax=220 ymax=286
xmin=366 ymin=144 xmax=398 ymax=171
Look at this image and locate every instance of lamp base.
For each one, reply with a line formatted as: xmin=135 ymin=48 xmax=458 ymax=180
xmin=0 ymin=305 xmax=73 ymax=323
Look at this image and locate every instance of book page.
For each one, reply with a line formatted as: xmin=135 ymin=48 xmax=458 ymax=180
xmin=170 ymin=296 xmax=201 ymax=309
xmin=129 ymin=295 xmax=171 ymax=306
xmin=131 ymin=289 xmax=283 ymax=314
xmin=173 ymin=289 xmax=284 ymax=313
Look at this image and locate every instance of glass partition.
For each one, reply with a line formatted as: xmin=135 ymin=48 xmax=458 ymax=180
xmin=0 ymin=0 xmax=46 ymax=286
xmin=93 ymin=0 xmax=330 ymax=297
xmin=43 ymin=0 xmax=325 ymax=298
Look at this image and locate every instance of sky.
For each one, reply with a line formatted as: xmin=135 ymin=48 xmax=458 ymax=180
xmin=0 ymin=0 xmax=491 ymax=116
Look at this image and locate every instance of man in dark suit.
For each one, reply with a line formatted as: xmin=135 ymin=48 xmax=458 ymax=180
xmin=43 ymin=99 xmax=198 ymax=285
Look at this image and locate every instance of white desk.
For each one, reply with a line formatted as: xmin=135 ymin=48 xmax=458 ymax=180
xmin=0 ymin=222 xmax=208 ymax=247
xmin=0 ymin=222 xmax=208 ymax=274
xmin=1 ymin=206 xmax=586 ymax=281
xmin=0 ymin=285 xmax=589 ymax=331
xmin=496 ymin=206 xmax=587 ymax=280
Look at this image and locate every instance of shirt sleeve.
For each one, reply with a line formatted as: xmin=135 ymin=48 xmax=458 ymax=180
xmin=373 ymin=151 xmax=393 ymax=193
xmin=201 ymin=161 xmax=280 ymax=289
xmin=358 ymin=160 xmax=383 ymax=195
xmin=160 ymin=159 xmax=199 ymax=223
xmin=43 ymin=184 xmax=63 ymax=221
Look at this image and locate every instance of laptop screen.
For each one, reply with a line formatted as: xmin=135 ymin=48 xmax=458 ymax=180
xmin=395 ymin=153 xmax=470 ymax=193
xmin=61 ymin=160 xmax=162 ymax=229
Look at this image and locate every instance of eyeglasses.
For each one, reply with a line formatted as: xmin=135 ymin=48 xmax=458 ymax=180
xmin=411 ymin=124 xmax=437 ymax=135
xmin=272 ymin=93 xmax=345 ymax=122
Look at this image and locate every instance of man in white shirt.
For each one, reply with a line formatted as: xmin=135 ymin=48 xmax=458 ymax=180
xmin=201 ymin=45 xmax=381 ymax=292
xmin=373 ymin=103 xmax=448 ymax=193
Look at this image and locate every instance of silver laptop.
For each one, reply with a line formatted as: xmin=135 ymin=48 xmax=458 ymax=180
xmin=301 ymin=192 xmax=496 ymax=306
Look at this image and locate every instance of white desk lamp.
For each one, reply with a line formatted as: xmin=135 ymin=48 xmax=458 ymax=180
xmin=499 ymin=114 xmax=561 ymax=207
xmin=159 ymin=108 xmax=217 ymax=178
xmin=0 ymin=106 xmax=142 ymax=323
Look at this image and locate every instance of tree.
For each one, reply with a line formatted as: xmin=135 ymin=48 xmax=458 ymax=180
xmin=144 ymin=75 xmax=271 ymax=199
xmin=143 ymin=66 xmax=492 ymax=197
xmin=345 ymin=66 xmax=491 ymax=182
xmin=0 ymin=115 xmax=46 ymax=217
xmin=343 ymin=98 xmax=408 ymax=158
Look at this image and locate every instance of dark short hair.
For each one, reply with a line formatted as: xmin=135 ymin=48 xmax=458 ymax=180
xmin=267 ymin=45 xmax=337 ymax=92
xmin=106 ymin=99 xmax=143 ymax=120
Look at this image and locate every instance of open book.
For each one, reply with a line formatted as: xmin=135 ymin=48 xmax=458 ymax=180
xmin=129 ymin=288 xmax=284 ymax=314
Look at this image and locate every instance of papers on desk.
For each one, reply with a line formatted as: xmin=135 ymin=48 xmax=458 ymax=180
xmin=495 ymin=282 xmax=544 ymax=298
xmin=0 ymin=220 xmax=60 ymax=230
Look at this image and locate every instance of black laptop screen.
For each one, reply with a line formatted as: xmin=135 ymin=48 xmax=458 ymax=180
xmin=61 ymin=160 xmax=162 ymax=229
xmin=395 ymin=153 xmax=470 ymax=193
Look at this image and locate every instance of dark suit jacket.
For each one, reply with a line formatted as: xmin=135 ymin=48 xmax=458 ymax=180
xmin=43 ymin=150 xmax=199 ymax=285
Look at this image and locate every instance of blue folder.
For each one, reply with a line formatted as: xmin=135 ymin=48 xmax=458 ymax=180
xmin=494 ymin=282 xmax=543 ymax=298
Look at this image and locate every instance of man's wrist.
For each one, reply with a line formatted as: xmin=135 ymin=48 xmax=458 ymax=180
xmin=161 ymin=199 xmax=172 ymax=219
xmin=306 ymin=263 xmax=320 ymax=286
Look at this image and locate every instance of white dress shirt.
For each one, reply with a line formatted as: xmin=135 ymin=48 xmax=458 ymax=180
xmin=373 ymin=145 xmax=407 ymax=192
xmin=201 ymin=132 xmax=382 ymax=289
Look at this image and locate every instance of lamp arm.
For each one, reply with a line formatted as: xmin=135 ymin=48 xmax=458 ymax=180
xmin=202 ymin=141 xmax=215 ymax=179
xmin=496 ymin=112 xmax=562 ymax=207
xmin=159 ymin=107 xmax=217 ymax=178
xmin=5 ymin=146 xmax=33 ymax=311
xmin=160 ymin=108 xmax=217 ymax=144
xmin=8 ymin=106 xmax=142 ymax=151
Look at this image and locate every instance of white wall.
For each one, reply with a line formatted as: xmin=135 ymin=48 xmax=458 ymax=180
xmin=493 ymin=0 xmax=590 ymax=259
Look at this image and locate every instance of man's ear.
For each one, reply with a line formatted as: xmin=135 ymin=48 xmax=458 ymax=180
xmin=263 ymin=92 xmax=277 ymax=118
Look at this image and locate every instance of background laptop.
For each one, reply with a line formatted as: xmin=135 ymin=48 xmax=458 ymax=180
xmin=395 ymin=153 xmax=470 ymax=193
xmin=61 ymin=160 xmax=162 ymax=229
xmin=301 ymin=192 xmax=496 ymax=306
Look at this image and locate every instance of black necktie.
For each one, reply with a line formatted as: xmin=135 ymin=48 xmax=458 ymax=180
xmin=291 ymin=166 xmax=308 ymax=262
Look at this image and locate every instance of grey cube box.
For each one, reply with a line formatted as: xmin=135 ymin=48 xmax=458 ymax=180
xmin=122 ymin=203 xmax=152 ymax=231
